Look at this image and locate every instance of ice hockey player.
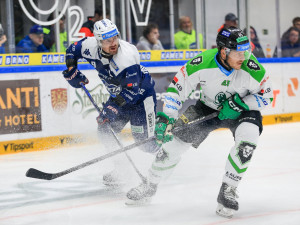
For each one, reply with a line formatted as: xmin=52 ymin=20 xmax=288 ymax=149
xmin=126 ymin=27 xmax=273 ymax=218
xmin=63 ymin=19 xmax=159 ymax=186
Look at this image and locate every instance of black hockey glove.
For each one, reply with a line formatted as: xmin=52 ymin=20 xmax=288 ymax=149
xmin=63 ymin=67 xmax=89 ymax=88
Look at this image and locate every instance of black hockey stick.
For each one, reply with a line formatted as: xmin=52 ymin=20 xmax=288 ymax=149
xmin=26 ymin=112 xmax=218 ymax=180
xmin=81 ymin=84 xmax=146 ymax=182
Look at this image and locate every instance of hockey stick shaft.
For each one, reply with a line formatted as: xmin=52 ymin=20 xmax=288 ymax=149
xmin=80 ymin=84 xmax=146 ymax=182
xmin=26 ymin=111 xmax=218 ymax=180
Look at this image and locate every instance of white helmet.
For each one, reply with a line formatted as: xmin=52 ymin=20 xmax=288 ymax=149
xmin=93 ymin=19 xmax=119 ymax=42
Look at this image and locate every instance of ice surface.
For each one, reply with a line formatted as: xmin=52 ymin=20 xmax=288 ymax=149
xmin=0 ymin=122 xmax=300 ymax=225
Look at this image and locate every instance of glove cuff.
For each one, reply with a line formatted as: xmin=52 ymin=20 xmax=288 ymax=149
xmin=63 ymin=67 xmax=77 ymax=78
xmin=233 ymin=94 xmax=249 ymax=111
xmin=156 ymin=112 xmax=175 ymax=124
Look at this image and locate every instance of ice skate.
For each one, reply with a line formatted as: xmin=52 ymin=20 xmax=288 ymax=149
xmin=216 ymin=182 xmax=239 ymax=218
xmin=103 ymin=170 xmax=124 ymax=187
xmin=125 ymin=181 xmax=157 ymax=205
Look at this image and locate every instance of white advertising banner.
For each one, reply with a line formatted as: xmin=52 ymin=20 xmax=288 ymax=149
xmin=0 ymin=62 xmax=300 ymax=143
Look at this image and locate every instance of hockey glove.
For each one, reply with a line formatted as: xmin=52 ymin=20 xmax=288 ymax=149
xmin=155 ymin=112 xmax=176 ymax=146
xmin=63 ymin=67 xmax=89 ymax=88
xmin=218 ymin=93 xmax=249 ymax=120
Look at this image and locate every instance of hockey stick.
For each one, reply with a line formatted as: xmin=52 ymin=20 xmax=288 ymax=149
xmin=80 ymin=84 xmax=146 ymax=182
xmin=26 ymin=112 xmax=218 ymax=180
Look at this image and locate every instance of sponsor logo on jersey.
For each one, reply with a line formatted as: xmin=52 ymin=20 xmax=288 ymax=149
xmin=247 ymin=59 xmax=260 ymax=71
xmin=260 ymin=76 xmax=269 ymax=85
xmin=51 ymin=88 xmax=68 ymax=114
xmin=180 ymin=66 xmax=186 ymax=77
xmin=126 ymin=72 xmax=137 ymax=78
xmin=147 ymin=112 xmax=155 ymax=133
xmin=165 ymin=104 xmax=178 ymax=110
xmin=264 ymin=87 xmax=271 ymax=94
xmin=83 ymin=49 xmax=92 ymax=57
xmin=236 ymin=141 xmax=256 ymax=164
xmin=253 ymin=95 xmax=261 ymax=108
xmin=190 ymin=56 xmax=203 ymax=65
xmin=171 ymin=77 xmax=182 ymax=91
xmin=107 ymin=105 xmax=118 ymax=114
xmin=110 ymin=59 xmax=119 ymax=71
xmin=165 ymin=95 xmax=181 ymax=106
xmin=106 ymin=84 xmax=122 ymax=97
xmin=131 ymin=125 xmax=144 ymax=134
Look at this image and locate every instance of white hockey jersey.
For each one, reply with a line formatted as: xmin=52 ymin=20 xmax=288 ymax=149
xmin=163 ymin=48 xmax=273 ymax=119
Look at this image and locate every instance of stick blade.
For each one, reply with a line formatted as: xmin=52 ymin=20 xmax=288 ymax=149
xmin=26 ymin=168 xmax=54 ymax=180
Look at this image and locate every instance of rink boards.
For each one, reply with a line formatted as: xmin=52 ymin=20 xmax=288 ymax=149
xmin=0 ymin=51 xmax=300 ymax=154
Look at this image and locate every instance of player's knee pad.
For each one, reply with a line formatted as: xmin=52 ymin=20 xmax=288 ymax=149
xmin=235 ymin=122 xmax=260 ymax=144
xmin=235 ymin=110 xmax=263 ymax=135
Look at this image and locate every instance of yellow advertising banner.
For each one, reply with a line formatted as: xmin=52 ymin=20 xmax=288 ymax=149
xmin=0 ymin=50 xmax=204 ymax=68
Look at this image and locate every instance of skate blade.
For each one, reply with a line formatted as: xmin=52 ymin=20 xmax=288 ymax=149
xmin=125 ymin=197 xmax=152 ymax=206
xmin=216 ymin=203 xmax=235 ymax=219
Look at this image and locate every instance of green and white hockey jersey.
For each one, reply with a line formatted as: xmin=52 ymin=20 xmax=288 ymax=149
xmin=163 ymin=48 xmax=273 ymax=119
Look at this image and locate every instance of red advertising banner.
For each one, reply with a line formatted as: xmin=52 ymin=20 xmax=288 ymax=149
xmin=0 ymin=79 xmax=42 ymax=134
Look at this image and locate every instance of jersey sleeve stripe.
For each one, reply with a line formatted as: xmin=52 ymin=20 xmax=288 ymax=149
xmin=166 ymin=87 xmax=179 ymax=95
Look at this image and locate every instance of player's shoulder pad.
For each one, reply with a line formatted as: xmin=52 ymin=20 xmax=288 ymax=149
xmin=185 ymin=48 xmax=218 ymax=76
xmin=241 ymin=54 xmax=266 ymax=83
xmin=80 ymin=37 xmax=99 ymax=59
xmin=115 ymin=40 xmax=140 ymax=68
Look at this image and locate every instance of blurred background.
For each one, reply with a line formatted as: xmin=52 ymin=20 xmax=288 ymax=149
xmin=0 ymin=0 xmax=299 ymax=58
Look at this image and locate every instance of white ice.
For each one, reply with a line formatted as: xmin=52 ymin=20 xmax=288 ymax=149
xmin=0 ymin=122 xmax=300 ymax=225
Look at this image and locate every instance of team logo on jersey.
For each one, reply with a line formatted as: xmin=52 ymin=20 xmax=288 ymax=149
xmin=190 ymin=56 xmax=203 ymax=65
xmin=236 ymin=141 xmax=256 ymax=164
xmin=247 ymin=59 xmax=260 ymax=71
xmin=51 ymin=88 xmax=67 ymax=114
xmin=213 ymin=92 xmax=226 ymax=106
xmin=155 ymin=148 xmax=169 ymax=163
